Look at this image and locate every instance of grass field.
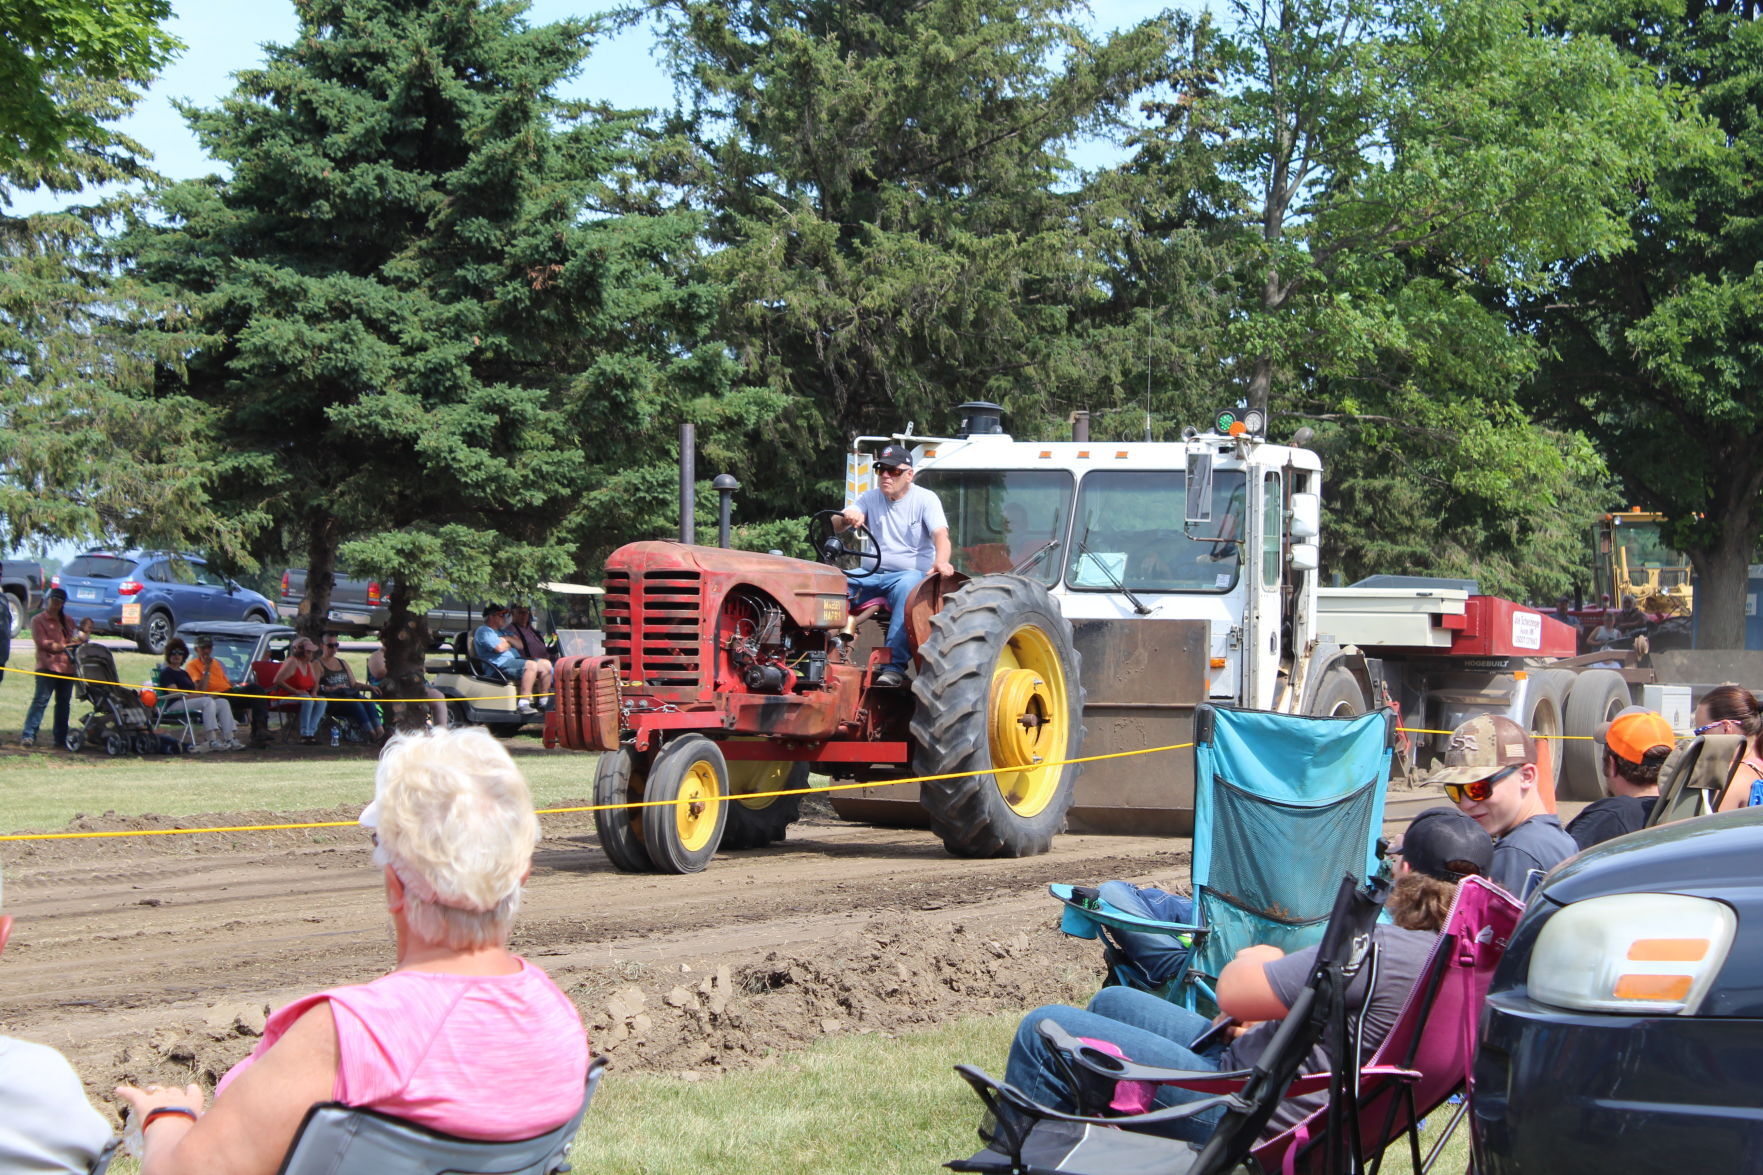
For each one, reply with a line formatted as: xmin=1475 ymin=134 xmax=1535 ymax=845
xmin=0 ymin=642 xmax=600 ymax=832
xmin=100 ymin=1011 xmax=1476 ymax=1174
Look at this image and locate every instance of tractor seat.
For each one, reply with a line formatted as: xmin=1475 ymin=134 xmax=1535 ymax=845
xmin=850 ymin=598 xmax=889 ymax=622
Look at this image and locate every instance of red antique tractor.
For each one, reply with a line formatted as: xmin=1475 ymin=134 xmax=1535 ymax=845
xmin=551 ymin=515 xmax=1085 ymax=873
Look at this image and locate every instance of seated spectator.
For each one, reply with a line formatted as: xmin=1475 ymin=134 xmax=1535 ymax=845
xmin=315 ymin=635 xmax=386 ymax=743
xmin=472 ymin=604 xmax=550 ymax=716
xmin=156 ymin=638 xmax=243 ymax=752
xmin=1430 ymin=714 xmax=1578 ymax=895
xmin=506 ymin=605 xmax=550 ymax=662
xmin=1696 ymin=684 xmax=1763 ymax=810
xmin=1000 ymin=808 xmax=1493 ymax=1143
xmin=366 ymin=643 xmax=450 ymax=730
xmin=185 ymin=634 xmax=272 ymax=748
xmin=115 ymin=727 xmax=590 ymax=1174
xmin=1567 ymin=708 xmax=1674 ymax=848
xmin=1614 ymin=593 xmax=1648 ymax=631
xmin=272 ymin=638 xmax=327 ymax=745
xmin=1 ymin=862 xmax=114 ymax=1173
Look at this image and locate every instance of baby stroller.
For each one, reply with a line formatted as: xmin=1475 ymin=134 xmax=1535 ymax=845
xmin=67 ymin=642 xmax=170 ymax=756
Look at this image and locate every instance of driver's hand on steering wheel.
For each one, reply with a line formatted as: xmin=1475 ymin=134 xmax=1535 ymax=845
xmin=840 ymin=506 xmax=866 ymax=530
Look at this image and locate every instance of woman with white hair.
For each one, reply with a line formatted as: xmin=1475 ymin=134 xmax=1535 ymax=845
xmin=115 ymin=727 xmax=589 ymax=1174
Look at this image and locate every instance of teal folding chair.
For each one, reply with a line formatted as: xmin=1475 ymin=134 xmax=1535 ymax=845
xmin=1055 ymin=703 xmax=1395 ymax=1012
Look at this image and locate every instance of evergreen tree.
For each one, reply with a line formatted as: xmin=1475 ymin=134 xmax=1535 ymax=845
xmin=654 ymin=0 xmax=1178 ymax=506
xmin=129 ymin=0 xmax=727 ymax=702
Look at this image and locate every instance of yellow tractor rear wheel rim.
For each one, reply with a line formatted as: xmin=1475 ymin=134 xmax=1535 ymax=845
xmin=986 ymin=624 xmax=1069 ymax=819
xmin=674 ymin=760 xmax=722 ymax=852
xmin=729 ymin=760 xmax=792 ymax=811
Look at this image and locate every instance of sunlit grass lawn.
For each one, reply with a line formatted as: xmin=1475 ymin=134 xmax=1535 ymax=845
xmin=0 ymin=642 xmax=601 ymax=833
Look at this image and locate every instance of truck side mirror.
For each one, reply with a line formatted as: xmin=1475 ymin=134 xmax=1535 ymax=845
xmin=1290 ymin=492 xmax=1320 ymax=540
xmin=1289 ymin=542 xmax=1321 ymax=571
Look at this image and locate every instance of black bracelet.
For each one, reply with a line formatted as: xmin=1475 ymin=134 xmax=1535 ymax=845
xmin=141 ymin=1106 xmax=199 ymax=1131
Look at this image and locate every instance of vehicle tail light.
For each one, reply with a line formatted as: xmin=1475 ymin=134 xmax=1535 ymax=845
xmin=281 ymin=571 xmax=290 ymax=595
xmin=51 ymin=574 xmax=60 ymax=588
xmin=367 ymin=581 xmax=382 ymax=605
xmin=118 ymin=580 xmax=143 ymax=596
xmin=1528 ymin=893 xmax=1736 ymax=1015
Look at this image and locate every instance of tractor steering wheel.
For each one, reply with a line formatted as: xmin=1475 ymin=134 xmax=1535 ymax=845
xmin=809 ymin=509 xmax=883 ymax=580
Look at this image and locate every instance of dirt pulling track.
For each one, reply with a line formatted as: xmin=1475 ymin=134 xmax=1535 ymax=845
xmin=0 ymin=779 xmax=1452 ymax=1124
xmin=0 ymin=800 xmax=1222 ymax=1116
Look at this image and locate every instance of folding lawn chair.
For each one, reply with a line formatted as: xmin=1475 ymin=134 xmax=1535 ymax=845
xmin=1648 ymin=733 xmax=1748 ymax=827
xmin=1252 ymin=875 xmax=1524 ymax=1175
xmin=279 ymin=1055 xmax=605 ymax=1174
xmin=1054 ymin=704 xmax=1395 ymax=1011
xmin=950 ymin=875 xmax=1390 ymax=1175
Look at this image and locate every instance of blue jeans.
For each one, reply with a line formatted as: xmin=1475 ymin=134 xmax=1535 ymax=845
xmin=1004 ymin=986 xmax=1228 ymax=1143
xmin=23 ymin=677 xmax=74 ymax=746
xmin=1099 ymin=881 xmax=1197 ymax=988
xmin=322 ymin=697 xmax=381 ymax=733
xmin=298 ymin=698 xmax=328 ymax=737
xmin=850 ymin=568 xmax=924 ymax=671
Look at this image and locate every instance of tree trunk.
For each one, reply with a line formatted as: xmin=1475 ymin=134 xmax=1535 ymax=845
xmin=381 ymin=578 xmax=434 ymax=731
xmin=1689 ymin=537 xmax=1758 ymax=650
xmin=299 ymin=514 xmax=341 ymax=643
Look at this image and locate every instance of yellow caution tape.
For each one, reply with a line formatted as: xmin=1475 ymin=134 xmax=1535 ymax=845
xmin=1 ymin=664 xmax=551 ymax=705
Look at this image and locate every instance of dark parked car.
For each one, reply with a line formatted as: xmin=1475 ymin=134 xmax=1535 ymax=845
xmin=1472 ymin=806 xmax=1763 ymax=1173
xmin=56 ymin=551 xmax=276 ymax=655
xmin=2 ymin=558 xmax=46 ymax=635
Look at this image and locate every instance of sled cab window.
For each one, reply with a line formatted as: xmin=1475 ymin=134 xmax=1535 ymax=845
xmin=913 ymin=469 xmax=1073 ymax=585
xmin=1066 ymin=470 xmax=1246 ymax=594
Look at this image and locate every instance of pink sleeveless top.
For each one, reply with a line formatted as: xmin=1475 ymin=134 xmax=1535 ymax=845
xmin=217 ymin=960 xmax=589 ymax=1139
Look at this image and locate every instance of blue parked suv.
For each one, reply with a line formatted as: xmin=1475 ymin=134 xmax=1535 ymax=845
xmin=55 ymin=551 xmax=276 ymax=655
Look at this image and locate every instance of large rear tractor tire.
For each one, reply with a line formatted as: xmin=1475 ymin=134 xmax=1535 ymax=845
xmin=1561 ymin=670 xmax=1631 ymax=801
xmin=594 ymin=746 xmax=655 ymax=873
xmin=641 ymin=734 xmax=729 ymax=874
xmin=722 ymin=760 xmax=807 ymax=850
xmin=911 ymin=575 xmax=1084 ymax=858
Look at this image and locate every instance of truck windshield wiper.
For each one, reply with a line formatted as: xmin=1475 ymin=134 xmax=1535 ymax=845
xmin=1011 ymin=539 xmax=1060 ymax=577
xmin=1078 ymin=527 xmax=1152 ymax=615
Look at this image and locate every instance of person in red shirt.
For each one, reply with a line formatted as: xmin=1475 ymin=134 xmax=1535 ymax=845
xmin=20 ymin=588 xmax=88 ymax=750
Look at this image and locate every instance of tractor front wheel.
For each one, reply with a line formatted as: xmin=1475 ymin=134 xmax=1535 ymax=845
xmin=911 ymin=575 xmax=1084 ymax=858
xmin=594 ymin=746 xmax=654 ymax=873
xmin=722 ymin=760 xmax=807 ymax=850
xmin=641 ymin=735 xmax=730 ymax=874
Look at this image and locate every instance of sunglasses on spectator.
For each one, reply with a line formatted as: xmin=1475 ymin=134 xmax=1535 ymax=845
xmin=1443 ymin=765 xmax=1518 ymax=805
xmin=1693 ymin=720 xmax=1735 ymax=736
xmin=876 ymin=466 xmax=907 ymax=476
xmin=325 ymin=641 xmax=340 ymax=648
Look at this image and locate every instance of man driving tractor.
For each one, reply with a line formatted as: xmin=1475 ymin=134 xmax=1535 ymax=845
xmin=833 ymin=444 xmax=954 ymax=688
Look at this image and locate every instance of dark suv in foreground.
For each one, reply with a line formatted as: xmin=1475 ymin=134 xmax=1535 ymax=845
xmin=1473 ymin=806 xmax=1763 ymax=1173
xmin=56 ymin=551 xmax=276 ymax=655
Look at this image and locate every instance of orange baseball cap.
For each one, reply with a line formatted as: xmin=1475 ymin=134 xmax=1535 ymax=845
xmin=1601 ymin=708 xmax=1676 ymax=763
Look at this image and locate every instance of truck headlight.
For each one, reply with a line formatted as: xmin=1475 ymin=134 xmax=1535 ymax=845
xmin=1529 ymin=893 xmax=1736 ymax=1015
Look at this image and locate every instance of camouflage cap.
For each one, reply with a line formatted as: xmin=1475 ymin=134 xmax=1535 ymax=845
xmin=1423 ymin=714 xmax=1535 ymax=786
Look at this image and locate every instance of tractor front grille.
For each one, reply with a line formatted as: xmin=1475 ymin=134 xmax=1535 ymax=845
xmin=603 ymin=568 xmax=703 ymax=688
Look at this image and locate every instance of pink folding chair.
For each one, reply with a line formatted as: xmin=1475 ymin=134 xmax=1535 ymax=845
xmin=1251 ymin=875 xmax=1524 ymax=1175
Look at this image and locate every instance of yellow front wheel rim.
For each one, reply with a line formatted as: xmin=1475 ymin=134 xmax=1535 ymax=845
xmin=674 ymin=760 xmax=723 ymax=852
xmin=986 ymin=624 xmax=1069 ymax=818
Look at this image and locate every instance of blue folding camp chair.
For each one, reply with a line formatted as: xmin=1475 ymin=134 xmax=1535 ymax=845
xmin=1054 ymin=703 xmax=1395 ymax=1012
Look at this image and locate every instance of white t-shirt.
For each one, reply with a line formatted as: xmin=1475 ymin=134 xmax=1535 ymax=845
xmin=0 ymin=1036 xmax=111 ymax=1173
xmin=855 ymin=484 xmax=948 ymax=573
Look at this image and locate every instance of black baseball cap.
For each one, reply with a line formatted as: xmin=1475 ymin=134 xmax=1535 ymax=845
xmin=482 ymin=602 xmax=507 ymax=618
xmin=873 ymin=444 xmax=913 ymax=469
xmin=1394 ymin=807 xmax=1494 ymax=882
xmin=46 ymin=586 xmax=68 ymax=602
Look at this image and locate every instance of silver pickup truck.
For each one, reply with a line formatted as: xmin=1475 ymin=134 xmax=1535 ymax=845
xmin=278 ymin=569 xmax=477 ymax=647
